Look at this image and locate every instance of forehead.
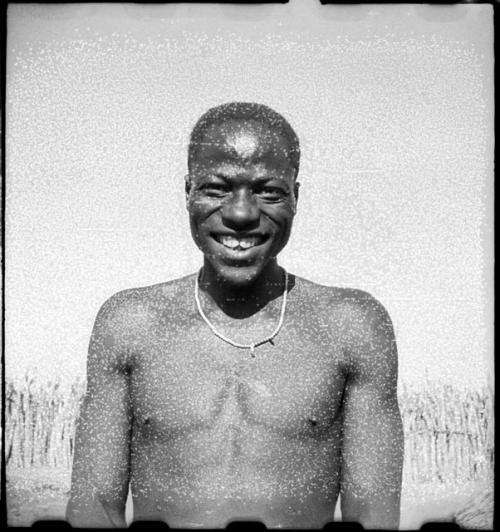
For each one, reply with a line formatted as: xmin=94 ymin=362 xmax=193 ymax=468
xmin=193 ymin=118 xmax=293 ymax=172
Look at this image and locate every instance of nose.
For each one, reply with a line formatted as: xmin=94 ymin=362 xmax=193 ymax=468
xmin=221 ymin=188 xmax=260 ymax=230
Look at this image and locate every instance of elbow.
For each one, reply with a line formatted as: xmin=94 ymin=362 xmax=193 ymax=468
xmin=341 ymin=492 xmax=400 ymax=530
xmin=66 ymin=490 xmax=126 ymax=528
xmin=343 ymin=506 xmax=400 ymax=530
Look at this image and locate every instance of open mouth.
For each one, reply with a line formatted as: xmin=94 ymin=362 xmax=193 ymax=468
xmin=212 ymin=234 xmax=268 ymax=251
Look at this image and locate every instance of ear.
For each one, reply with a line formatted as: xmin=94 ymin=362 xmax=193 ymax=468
xmin=185 ymin=174 xmax=192 ymax=209
xmin=293 ymin=181 xmax=300 ymax=212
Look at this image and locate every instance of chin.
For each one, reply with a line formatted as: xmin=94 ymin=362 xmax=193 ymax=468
xmin=212 ymin=262 xmax=266 ymax=287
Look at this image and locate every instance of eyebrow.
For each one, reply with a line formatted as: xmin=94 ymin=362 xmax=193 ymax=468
xmin=208 ymin=173 xmax=286 ymax=186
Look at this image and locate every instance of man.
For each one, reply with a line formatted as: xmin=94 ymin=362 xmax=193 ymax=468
xmin=66 ymin=102 xmax=404 ymax=529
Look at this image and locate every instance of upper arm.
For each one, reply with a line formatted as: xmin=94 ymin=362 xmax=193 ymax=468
xmin=66 ymin=294 xmax=134 ymax=527
xmin=339 ymin=293 xmax=404 ymax=529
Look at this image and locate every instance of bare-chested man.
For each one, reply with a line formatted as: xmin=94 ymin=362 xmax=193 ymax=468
xmin=66 ymin=102 xmax=404 ymax=529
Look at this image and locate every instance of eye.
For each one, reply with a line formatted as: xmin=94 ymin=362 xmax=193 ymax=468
xmin=199 ymin=183 xmax=230 ymax=197
xmin=256 ymin=186 xmax=286 ymax=201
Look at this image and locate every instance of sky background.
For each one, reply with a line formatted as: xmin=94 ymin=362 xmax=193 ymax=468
xmin=6 ymin=2 xmax=493 ymax=391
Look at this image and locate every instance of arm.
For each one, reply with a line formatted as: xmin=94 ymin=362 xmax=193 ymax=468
xmin=340 ymin=295 xmax=404 ymax=529
xmin=66 ymin=295 xmax=132 ymax=528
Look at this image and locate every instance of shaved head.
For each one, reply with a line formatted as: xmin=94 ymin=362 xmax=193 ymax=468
xmin=188 ymin=102 xmax=300 ymax=178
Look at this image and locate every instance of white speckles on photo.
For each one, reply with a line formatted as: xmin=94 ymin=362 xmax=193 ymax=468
xmin=5 ymin=2 xmax=493 ymax=529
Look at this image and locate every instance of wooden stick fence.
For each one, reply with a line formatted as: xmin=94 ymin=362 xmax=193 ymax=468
xmin=399 ymin=382 xmax=493 ymax=483
xmin=6 ymin=375 xmax=84 ymax=468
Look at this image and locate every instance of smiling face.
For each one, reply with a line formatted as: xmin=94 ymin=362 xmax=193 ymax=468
xmin=186 ymin=118 xmax=299 ymax=286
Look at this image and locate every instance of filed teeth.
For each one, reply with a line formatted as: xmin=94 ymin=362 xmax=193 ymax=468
xmin=240 ymin=239 xmax=255 ymax=249
xmin=221 ymin=236 xmax=240 ymax=249
xmin=218 ymin=236 xmax=263 ymax=249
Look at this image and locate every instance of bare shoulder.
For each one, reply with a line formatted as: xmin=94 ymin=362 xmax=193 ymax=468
xmin=293 ymin=275 xmax=391 ymax=324
xmin=92 ymin=274 xmax=197 ymax=346
xmin=292 ymin=276 xmax=395 ymax=356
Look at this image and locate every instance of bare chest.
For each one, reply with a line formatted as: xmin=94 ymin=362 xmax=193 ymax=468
xmin=130 ymin=319 xmax=347 ymax=440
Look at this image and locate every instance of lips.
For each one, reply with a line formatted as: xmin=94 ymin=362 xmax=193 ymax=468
xmin=212 ymin=234 xmax=267 ymax=251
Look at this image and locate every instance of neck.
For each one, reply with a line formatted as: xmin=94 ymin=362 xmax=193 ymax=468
xmin=198 ymin=260 xmax=286 ymax=319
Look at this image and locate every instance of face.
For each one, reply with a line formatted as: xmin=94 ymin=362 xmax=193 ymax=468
xmin=186 ymin=119 xmax=299 ymax=286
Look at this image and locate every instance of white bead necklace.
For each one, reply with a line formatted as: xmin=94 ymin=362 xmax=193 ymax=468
xmin=194 ymin=269 xmax=289 ymax=357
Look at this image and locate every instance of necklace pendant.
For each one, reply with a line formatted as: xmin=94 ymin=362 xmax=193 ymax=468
xmin=195 ymin=269 xmax=288 ymax=359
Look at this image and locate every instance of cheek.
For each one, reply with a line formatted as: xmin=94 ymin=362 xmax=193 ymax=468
xmin=189 ymin=197 xmax=218 ymax=223
xmin=274 ymin=209 xmax=295 ymax=243
xmin=261 ymin=204 xmax=295 ymax=229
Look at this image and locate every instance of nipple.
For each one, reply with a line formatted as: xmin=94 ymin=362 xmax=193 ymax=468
xmin=248 ymin=380 xmax=272 ymax=398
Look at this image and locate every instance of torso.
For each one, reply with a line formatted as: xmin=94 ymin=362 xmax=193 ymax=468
xmin=118 ymin=274 xmax=363 ymax=528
